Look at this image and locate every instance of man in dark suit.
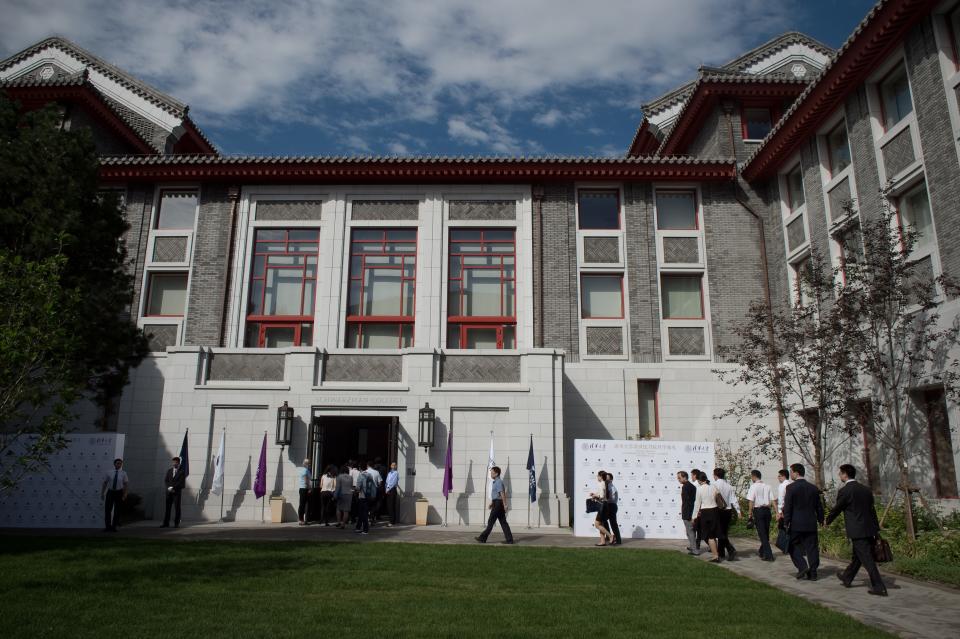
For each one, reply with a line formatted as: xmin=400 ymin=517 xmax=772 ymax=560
xmin=162 ymin=456 xmax=186 ymax=528
xmin=825 ymin=464 xmax=887 ymax=596
xmin=783 ymin=462 xmax=824 ymax=580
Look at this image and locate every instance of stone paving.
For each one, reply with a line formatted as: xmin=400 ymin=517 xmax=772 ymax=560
xmin=6 ymin=521 xmax=960 ymax=638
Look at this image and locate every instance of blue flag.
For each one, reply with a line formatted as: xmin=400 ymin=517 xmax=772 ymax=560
xmin=526 ymin=435 xmax=536 ymax=503
xmin=178 ymin=431 xmax=189 ymax=479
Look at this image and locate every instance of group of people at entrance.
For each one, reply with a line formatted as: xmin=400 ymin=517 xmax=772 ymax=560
xmin=679 ymin=463 xmax=887 ymax=597
xmin=296 ymin=458 xmax=399 ymax=534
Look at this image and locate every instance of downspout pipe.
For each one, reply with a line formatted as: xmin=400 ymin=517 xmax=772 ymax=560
xmin=724 ymin=106 xmax=789 ymax=471
xmin=217 ymin=186 xmax=241 ymax=347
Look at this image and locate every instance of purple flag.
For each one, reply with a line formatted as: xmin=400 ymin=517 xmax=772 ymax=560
xmin=441 ymin=429 xmax=453 ymax=499
xmin=253 ymin=433 xmax=267 ymax=499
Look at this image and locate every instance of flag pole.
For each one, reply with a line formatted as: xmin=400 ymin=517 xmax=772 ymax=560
xmin=261 ymin=430 xmax=266 ymax=525
xmin=219 ymin=427 xmax=225 ymax=524
xmin=483 ymin=429 xmax=492 ymax=520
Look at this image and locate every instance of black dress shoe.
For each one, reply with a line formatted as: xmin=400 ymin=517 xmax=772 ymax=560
xmin=795 ymin=569 xmax=809 ymax=580
xmin=728 ymin=550 xmax=738 ymax=561
xmin=474 ymin=536 xmax=486 ymax=543
xmin=867 ymin=588 xmax=888 ymax=597
xmin=501 ymin=540 xmax=514 ymax=545
xmin=836 ymin=573 xmax=852 ymax=587
xmin=807 ymin=570 xmax=818 ymax=581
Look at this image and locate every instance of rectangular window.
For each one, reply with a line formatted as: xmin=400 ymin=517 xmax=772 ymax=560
xmin=743 ymin=107 xmax=773 ymax=140
xmin=922 ymin=388 xmax=958 ymax=498
xmin=660 ymin=275 xmax=703 ymax=319
xmin=786 ymin=164 xmax=805 ymax=211
xmin=145 ymin=273 xmax=187 ymax=316
xmin=826 ymin=121 xmax=851 ymax=175
xmin=245 ymin=228 xmax=319 ymax=347
xmin=156 ymin=191 xmax=198 ymax=230
xmin=447 ymin=229 xmax=516 ymax=349
xmin=346 ymin=228 xmax=416 ymax=349
xmin=656 ymin=191 xmax=698 ymax=230
xmin=838 ymin=223 xmax=864 ymax=278
xmin=638 ymin=380 xmax=659 ymax=438
xmin=792 ymin=257 xmax=813 ymax=306
xmin=880 ymin=64 xmax=913 ymax=130
xmin=898 ymin=182 xmax=933 ymax=248
xmin=580 ymin=274 xmax=624 ymax=319
xmin=578 ymin=190 xmax=620 ymax=230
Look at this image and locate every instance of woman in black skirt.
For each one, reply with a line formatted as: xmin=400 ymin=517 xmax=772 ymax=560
xmin=591 ymin=470 xmax=614 ymax=546
xmin=692 ymin=471 xmax=721 ymax=562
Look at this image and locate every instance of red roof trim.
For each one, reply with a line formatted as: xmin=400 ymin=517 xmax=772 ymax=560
xmin=627 ymin=120 xmax=660 ymax=156
xmin=172 ymin=117 xmax=217 ymax=155
xmin=98 ymin=158 xmax=737 ymax=184
xmin=3 ymin=83 xmax=155 ymax=154
xmin=743 ymin=0 xmax=940 ymax=181
xmin=660 ymin=81 xmax=807 ymax=155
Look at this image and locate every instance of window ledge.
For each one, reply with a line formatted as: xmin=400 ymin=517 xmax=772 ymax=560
xmin=431 ymin=384 xmax=530 ymax=393
xmin=312 ymin=384 xmax=409 ymax=392
xmin=196 ymin=382 xmax=291 ymax=391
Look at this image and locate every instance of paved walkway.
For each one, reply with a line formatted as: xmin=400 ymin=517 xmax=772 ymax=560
xmin=6 ymin=522 xmax=960 ymax=638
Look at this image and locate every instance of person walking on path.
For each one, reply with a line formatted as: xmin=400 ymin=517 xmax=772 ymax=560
xmin=161 ymin=456 xmax=185 ymax=528
xmin=747 ymin=469 xmax=774 ymax=561
xmin=100 ymin=458 xmax=128 ymax=532
xmin=590 ymin=470 xmax=613 ymax=546
xmin=692 ymin=471 xmax=721 ymax=562
xmin=476 ymin=466 xmax=514 ymax=544
xmin=604 ymin=472 xmax=622 ymax=545
xmin=297 ymin=459 xmax=311 ymax=526
xmin=825 ymin=464 xmax=888 ymax=596
xmin=783 ymin=463 xmax=824 ymax=580
xmin=678 ymin=471 xmax=699 ymax=555
xmin=713 ymin=468 xmax=740 ymax=561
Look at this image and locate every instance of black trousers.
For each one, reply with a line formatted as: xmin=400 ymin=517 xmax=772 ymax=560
xmin=386 ymin=488 xmax=398 ymax=524
xmin=843 ymin=537 xmax=885 ymax=590
xmin=754 ymin=507 xmax=773 ymax=560
xmin=479 ymin=499 xmax=513 ymax=542
xmin=163 ymin=490 xmax=182 ymax=526
xmin=789 ymin=530 xmax=820 ymax=572
xmin=320 ymin=491 xmax=335 ymax=525
xmin=717 ymin=508 xmax=737 ymax=557
xmin=104 ymin=490 xmax=122 ymax=530
xmin=606 ymin=503 xmax=622 ymax=543
xmin=298 ymin=489 xmax=309 ymax=522
xmin=356 ymin=499 xmax=370 ymax=533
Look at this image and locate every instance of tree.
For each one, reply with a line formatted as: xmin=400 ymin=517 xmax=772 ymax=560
xmin=0 ymin=93 xmax=147 ymax=491
xmin=716 ymin=249 xmax=861 ymax=489
xmin=841 ymin=198 xmax=960 ymax=541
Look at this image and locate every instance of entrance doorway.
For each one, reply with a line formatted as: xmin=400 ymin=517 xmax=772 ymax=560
xmin=308 ymin=415 xmax=398 ymax=479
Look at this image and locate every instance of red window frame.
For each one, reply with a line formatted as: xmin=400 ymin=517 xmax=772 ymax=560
xmin=638 ymin=379 xmax=660 ymax=438
xmin=655 ymin=190 xmax=699 ymax=231
xmin=825 ymin=120 xmax=851 ymax=178
xmin=580 ymin=273 xmax=625 ymax=319
xmin=447 ymin=228 xmax=516 ymax=349
xmin=346 ymin=228 xmax=417 ymax=349
xmin=659 ymin=274 xmax=704 ymax=320
xmin=154 ymin=190 xmax=198 ymax=230
xmin=144 ymin=272 xmax=188 ymax=317
xmin=785 ymin=163 xmax=805 ymax=212
xmin=740 ymin=102 xmax=779 ymax=141
xmin=247 ymin=322 xmax=313 ymax=348
xmin=877 ymin=63 xmax=912 ymax=132
xmin=245 ymin=228 xmax=319 ymax=347
xmin=577 ymin=189 xmax=621 ymax=230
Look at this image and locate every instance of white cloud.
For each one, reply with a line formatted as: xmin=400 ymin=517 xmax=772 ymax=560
xmin=0 ymin=0 xmax=796 ymax=151
xmin=387 ymin=141 xmax=409 ymax=154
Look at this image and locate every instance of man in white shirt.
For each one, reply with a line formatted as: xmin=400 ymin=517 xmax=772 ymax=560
xmin=747 ymin=469 xmax=775 ymax=561
xmin=713 ymin=468 xmax=740 ymax=561
xmin=100 ymin=458 xmax=128 ymax=532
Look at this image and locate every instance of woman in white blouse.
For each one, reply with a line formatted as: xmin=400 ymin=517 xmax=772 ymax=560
xmin=692 ymin=471 xmax=721 ymax=562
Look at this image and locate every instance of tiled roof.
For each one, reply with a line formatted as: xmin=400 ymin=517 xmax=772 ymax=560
xmin=0 ymin=36 xmax=187 ymax=116
xmin=0 ymin=68 xmax=88 ymax=88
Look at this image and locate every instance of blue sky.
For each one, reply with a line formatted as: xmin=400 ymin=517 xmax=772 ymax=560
xmin=0 ymin=0 xmax=878 ymax=156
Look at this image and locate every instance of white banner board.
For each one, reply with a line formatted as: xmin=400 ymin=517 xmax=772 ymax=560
xmin=574 ymin=439 xmax=714 ymax=539
xmin=0 ymin=433 xmax=125 ymax=528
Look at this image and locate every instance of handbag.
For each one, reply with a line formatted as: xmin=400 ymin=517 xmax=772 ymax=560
xmin=586 ymin=498 xmax=603 ymax=514
xmin=714 ymin=488 xmax=727 ymax=510
xmin=871 ymin=534 xmax=893 ymax=563
xmin=775 ymin=527 xmax=789 ymax=553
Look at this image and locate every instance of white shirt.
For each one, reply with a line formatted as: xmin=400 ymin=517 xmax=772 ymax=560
xmin=365 ymin=468 xmax=382 ymax=486
xmin=103 ymin=468 xmax=129 ymax=490
xmin=777 ymin=479 xmax=793 ymax=514
xmin=693 ymin=483 xmax=719 ymax=514
xmin=747 ymin=481 xmax=773 ymax=508
xmin=713 ymin=478 xmax=740 ymax=514
xmin=349 ymin=467 xmax=360 ymax=484
xmin=319 ymin=475 xmax=336 ymax=492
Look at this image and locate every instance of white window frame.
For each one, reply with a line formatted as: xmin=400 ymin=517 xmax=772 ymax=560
xmin=866 ymin=51 xmax=924 ymax=187
xmin=890 ymin=177 xmax=944 ymax=302
xmin=816 ymin=112 xmax=862 ymax=279
xmin=779 ymin=159 xmax=810 ymax=263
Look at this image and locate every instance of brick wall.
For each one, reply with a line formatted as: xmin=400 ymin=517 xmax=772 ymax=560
xmin=183 ymin=185 xmax=234 ymax=346
xmin=845 ymin=86 xmax=884 ymax=224
xmin=623 ymin=182 xmax=661 ymax=361
xmin=906 ymin=16 xmax=960 ymax=282
xmin=538 ymin=183 xmax=579 ymax=359
xmin=123 ymin=184 xmax=154 ymax=319
xmin=799 ymin=137 xmax=832 ymax=261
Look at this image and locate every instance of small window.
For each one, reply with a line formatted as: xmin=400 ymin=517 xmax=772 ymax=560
xmin=879 ymin=64 xmax=913 ymax=130
xmin=145 ymin=273 xmax=187 ymax=316
xmin=156 ymin=191 xmax=198 ymax=230
xmin=826 ymin=121 xmax=851 ymax=175
xmin=743 ymin=107 xmax=773 ymax=140
xmin=638 ymin=380 xmax=659 ymax=438
xmin=578 ymin=190 xmax=620 ymax=230
xmin=792 ymin=257 xmax=813 ymax=306
xmin=581 ymin=274 xmax=624 ymax=319
xmin=660 ymin=275 xmax=703 ymax=319
xmin=785 ymin=164 xmax=805 ymax=211
xmin=656 ymin=191 xmax=698 ymax=230
xmin=898 ymin=182 xmax=933 ymax=248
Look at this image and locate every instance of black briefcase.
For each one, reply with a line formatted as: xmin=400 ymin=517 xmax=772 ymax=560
xmin=872 ymin=535 xmax=893 ymax=563
xmin=586 ymin=498 xmax=603 ymax=514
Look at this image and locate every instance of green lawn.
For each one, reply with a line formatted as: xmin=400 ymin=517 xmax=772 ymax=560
xmin=0 ymin=537 xmax=892 ymax=639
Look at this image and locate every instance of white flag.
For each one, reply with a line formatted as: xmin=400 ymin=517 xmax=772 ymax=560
xmin=487 ymin=434 xmax=496 ymax=470
xmin=211 ymin=430 xmax=225 ymax=496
